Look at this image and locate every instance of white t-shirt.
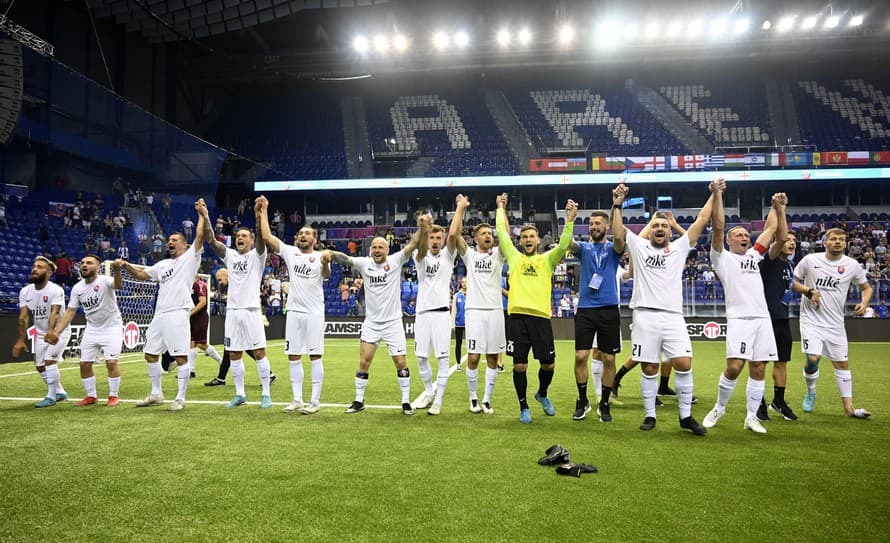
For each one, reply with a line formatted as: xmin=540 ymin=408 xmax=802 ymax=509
xmin=19 ymin=282 xmax=66 ymax=335
xmin=279 ymin=245 xmax=325 ymax=315
xmin=145 ymin=245 xmax=203 ymax=314
xmin=353 ymin=251 xmax=407 ymax=323
xmin=795 ymin=253 xmax=868 ymax=329
xmin=710 ymin=246 xmax=768 ymax=318
xmin=460 ymin=247 xmax=506 ymax=310
xmin=625 ymin=231 xmax=692 ymax=314
xmin=224 ymin=247 xmax=265 ymax=310
xmin=414 ymin=247 xmax=456 ymax=312
xmin=267 ymin=277 xmax=281 ymax=295
xmin=68 ymin=275 xmax=122 ymax=330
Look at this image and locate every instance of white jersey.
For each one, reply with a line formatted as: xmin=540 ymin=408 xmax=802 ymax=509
xmin=625 ymin=231 xmax=692 ymax=314
xmin=19 ymin=282 xmax=66 ymax=335
xmin=353 ymin=251 xmax=407 ymax=323
xmin=414 ymin=247 xmax=456 ymax=312
xmin=710 ymin=246 xmax=769 ymax=318
xmin=224 ymin=247 xmax=265 ymax=310
xmin=795 ymin=253 xmax=868 ymax=329
xmin=461 ymin=247 xmax=506 ymax=310
xmin=279 ymin=245 xmax=325 ymax=315
xmin=68 ymin=275 xmax=122 ymax=330
xmin=145 ymin=245 xmax=203 ymax=314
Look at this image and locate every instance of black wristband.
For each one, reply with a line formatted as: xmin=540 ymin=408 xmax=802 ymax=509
xmin=806 ymin=288 xmax=814 ymax=299
xmin=612 ymin=204 xmax=622 ymax=210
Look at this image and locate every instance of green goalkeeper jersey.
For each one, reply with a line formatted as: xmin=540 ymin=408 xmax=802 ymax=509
xmin=496 ymin=209 xmax=574 ymax=319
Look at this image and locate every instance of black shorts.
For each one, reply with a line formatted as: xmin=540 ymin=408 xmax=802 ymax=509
xmin=506 ymin=313 xmax=555 ymax=363
xmin=190 ymin=314 xmax=209 ymax=343
xmin=574 ymin=306 xmax=622 ymax=354
xmin=772 ymin=318 xmax=793 ymax=363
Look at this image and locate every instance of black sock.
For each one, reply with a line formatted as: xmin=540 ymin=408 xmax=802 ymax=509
xmin=217 ymin=351 xmax=231 ymax=380
xmin=659 ymin=375 xmax=670 ymax=390
xmin=538 ymin=368 xmax=554 ymax=396
xmin=774 ymin=386 xmax=786 ymax=404
xmin=513 ymin=370 xmax=528 ymax=409
xmin=600 ymin=386 xmax=612 ymax=406
xmin=614 ymin=365 xmax=630 ymax=387
xmin=577 ymin=382 xmax=588 ymax=402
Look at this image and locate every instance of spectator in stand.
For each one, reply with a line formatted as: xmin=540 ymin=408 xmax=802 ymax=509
xmin=558 ymin=293 xmax=573 ymax=317
xmin=54 ymin=252 xmax=76 ymax=287
xmin=162 ymin=194 xmax=172 ymax=219
xmin=290 ymin=209 xmax=302 ymax=230
xmin=701 ymin=265 xmax=716 ymax=299
xmin=83 ymin=235 xmax=99 ymax=255
xmin=113 ymin=212 xmax=125 ymax=240
xmin=99 ymin=235 xmax=114 ymax=258
xmin=275 ymin=210 xmax=286 ymax=238
xmin=138 ymin=239 xmax=151 ymax=265
xmin=145 ymin=192 xmax=154 ymax=210
xmin=0 ymin=201 xmax=6 ymax=228
xmin=877 ymin=300 xmax=889 ymax=319
xmin=403 ymin=298 xmax=416 ymax=317
xmin=118 ymin=241 xmax=129 ymax=261
xmin=151 ymin=234 xmax=164 ymax=261
xmin=182 ymin=217 xmax=194 ymax=239
xmin=348 ymin=239 xmax=358 ymax=256
xmin=82 ymin=202 xmax=93 ymax=231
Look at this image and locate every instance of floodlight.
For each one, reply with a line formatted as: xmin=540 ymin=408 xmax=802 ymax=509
xmin=625 ymin=23 xmax=639 ymax=39
xmin=667 ymin=20 xmax=683 ymax=38
xmin=518 ymin=27 xmax=532 ymax=46
xmin=432 ymin=31 xmax=450 ymax=50
xmin=762 ymin=20 xmax=772 ymax=30
xmin=496 ymin=28 xmax=510 ymax=47
xmin=454 ymin=31 xmax=469 ymax=48
xmin=644 ymin=21 xmax=661 ymax=39
xmin=393 ymin=34 xmax=408 ymax=52
xmin=594 ymin=21 xmax=620 ymax=49
xmin=802 ymin=16 xmax=818 ymax=30
xmin=777 ymin=16 xmax=796 ymax=32
xmin=849 ymin=15 xmax=864 ymax=26
xmin=557 ymin=24 xmax=574 ymax=45
xmin=710 ymin=18 xmax=729 ymax=36
xmin=353 ymin=36 xmax=369 ymax=54
xmin=687 ymin=20 xmax=703 ymax=38
xmin=373 ymin=34 xmax=388 ymax=53
xmin=734 ymin=18 xmax=750 ymax=34
xmin=824 ymin=16 xmax=840 ymax=29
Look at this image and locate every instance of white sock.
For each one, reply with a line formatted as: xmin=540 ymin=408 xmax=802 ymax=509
xmin=717 ymin=373 xmax=737 ymax=408
xmin=835 ymin=369 xmax=853 ymax=398
xmin=310 ymin=359 xmax=324 ymax=404
xmin=674 ymin=368 xmax=694 ymax=419
xmin=417 ymin=356 xmax=433 ymax=394
xmin=804 ymin=368 xmax=820 ymax=392
xmin=108 ymin=376 xmax=121 ymax=397
xmin=641 ymin=372 xmax=658 ymax=418
xmin=434 ymin=356 xmax=450 ymax=405
xmin=482 ymin=367 xmax=498 ymax=403
xmin=289 ymin=360 xmax=304 ymax=403
xmin=398 ymin=375 xmax=411 ymax=404
xmin=82 ymin=376 xmax=97 ymax=398
xmin=205 ymin=345 xmax=222 ymax=363
xmin=466 ymin=368 xmax=479 ymax=401
xmin=44 ymin=365 xmax=60 ymax=399
xmin=147 ymin=362 xmax=163 ymax=396
xmin=231 ymin=358 xmax=246 ymax=397
xmin=256 ymin=357 xmax=271 ymax=396
xmin=175 ymin=363 xmax=190 ymax=402
xmin=591 ymin=359 xmax=604 ymax=397
xmin=52 ymin=372 xmax=67 ymax=396
xmin=355 ymin=375 xmax=368 ymax=402
xmin=188 ymin=348 xmax=197 ymax=371
xmin=746 ymin=378 xmax=765 ymax=417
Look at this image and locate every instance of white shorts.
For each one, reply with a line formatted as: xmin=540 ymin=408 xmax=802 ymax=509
xmin=725 ymin=317 xmax=777 ymax=361
xmin=414 ymin=310 xmax=452 ymax=358
xmin=34 ymin=329 xmax=71 ymax=367
xmin=361 ymin=319 xmax=407 ymax=356
xmin=630 ymin=309 xmax=692 ymax=363
xmin=225 ymin=308 xmax=267 ymax=352
xmin=285 ymin=311 xmax=324 ymax=356
xmin=465 ymin=309 xmax=506 ymax=354
xmin=79 ymin=326 xmax=123 ymax=362
xmin=144 ymin=310 xmax=190 ymax=357
xmin=800 ymin=322 xmax=848 ymax=362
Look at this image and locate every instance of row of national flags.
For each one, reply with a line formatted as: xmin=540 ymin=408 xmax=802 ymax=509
xmin=581 ymin=151 xmax=890 ymax=172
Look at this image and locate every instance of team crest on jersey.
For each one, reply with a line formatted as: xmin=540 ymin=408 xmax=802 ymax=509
xmin=43 ymin=295 xmax=48 ymax=302
xmin=309 ymin=257 xmax=315 ymax=263
xmin=93 ymin=285 xmax=100 ymax=292
xmin=384 ymin=264 xmax=390 ymax=271
xmin=663 ymin=247 xmax=670 ymax=254
xmin=838 ymin=266 xmax=845 ymax=274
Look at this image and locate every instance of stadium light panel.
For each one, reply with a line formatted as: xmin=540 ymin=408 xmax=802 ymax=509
xmin=352 ymin=36 xmax=369 ymax=54
xmin=432 ymin=31 xmax=450 ymax=50
xmin=557 ymin=24 xmax=575 ymax=46
xmin=777 ymin=16 xmax=796 ymax=32
xmin=454 ymin=31 xmax=470 ymax=48
xmin=734 ymin=18 xmax=750 ymax=34
xmin=710 ymin=18 xmax=729 ymax=36
xmin=762 ymin=20 xmax=772 ymax=30
xmin=644 ymin=21 xmax=661 ymax=39
xmin=824 ymin=15 xmax=840 ymax=29
xmin=666 ymin=20 xmax=683 ymax=38
xmin=687 ymin=20 xmax=704 ymax=38
xmin=518 ymin=27 xmax=532 ymax=46
xmin=496 ymin=28 xmax=510 ymax=47
xmin=594 ymin=21 xmax=620 ymax=50
xmin=849 ymin=15 xmax=864 ymax=26
xmin=373 ymin=34 xmax=388 ymax=53
xmin=801 ymin=16 xmax=818 ymax=30
xmin=393 ymin=34 xmax=408 ymax=52
xmin=625 ymin=23 xmax=639 ymax=39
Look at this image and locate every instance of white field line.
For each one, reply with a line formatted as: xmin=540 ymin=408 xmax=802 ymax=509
xmin=0 ymin=396 xmax=406 ymax=409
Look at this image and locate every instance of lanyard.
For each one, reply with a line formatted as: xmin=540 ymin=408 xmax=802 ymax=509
xmin=591 ymin=242 xmax=610 ymax=271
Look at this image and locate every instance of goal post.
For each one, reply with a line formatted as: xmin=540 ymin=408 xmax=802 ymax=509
xmin=102 ymin=261 xmax=211 ymax=353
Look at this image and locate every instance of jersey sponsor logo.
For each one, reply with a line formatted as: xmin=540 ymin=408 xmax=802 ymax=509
xmin=473 ymin=259 xmax=493 ymax=273
xmin=368 ymin=274 xmax=387 ymax=284
xmin=424 ymin=261 xmax=441 ymax=277
xmin=82 ymin=294 xmax=101 ymax=310
xmin=644 ymin=254 xmax=667 ymax=268
xmin=291 ymin=262 xmax=314 ymax=278
xmin=520 ymin=263 xmax=538 ymax=277
xmin=738 ymin=258 xmax=759 ymax=272
xmin=232 ymin=259 xmax=249 ymax=273
xmin=815 ymin=276 xmax=841 ymax=289
xmin=686 ymin=321 xmax=727 ymax=339
xmin=123 ymin=321 xmax=141 ymax=349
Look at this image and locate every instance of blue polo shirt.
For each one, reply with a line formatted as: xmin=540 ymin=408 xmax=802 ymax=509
xmin=577 ymin=241 xmax=621 ymax=308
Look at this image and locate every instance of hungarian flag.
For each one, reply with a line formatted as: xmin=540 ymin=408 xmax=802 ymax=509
xmin=724 ymin=154 xmax=746 ymax=168
xmin=871 ymin=151 xmax=890 ymax=164
xmin=847 ymin=151 xmax=871 ymax=165
xmin=822 ymin=151 xmax=847 ymax=165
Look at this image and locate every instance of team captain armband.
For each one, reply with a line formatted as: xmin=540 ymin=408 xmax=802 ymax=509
xmin=753 ymin=242 xmax=768 ymax=255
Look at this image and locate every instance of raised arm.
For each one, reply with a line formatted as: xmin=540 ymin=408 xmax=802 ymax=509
xmin=256 ymin=196 xmax=281 ymax=254
xmin=711 ymin=180 xmax=726 ymax=253
xmin=198 ymin=200 xmax=225 ymax=259
xmin=610 ymin=184 xmax=628 ymax=243
xmin=193 ymin=199 xmax=206 ymax=251
xmin=403 ymin=215 xmax=430 ymax=259
xmin=321 ymin=250 xmax=332 ymax=279
xmin=119 ymin=259 xmax=151 ymax=281
xmin=448 ymin=194 xmax=470 ymax=256
xmin=329 ymin=250 xmax=354 ymax=268
xmin=686 ymin=180 xmax=721 ymax=245
xmin=665 ymin=211 xmax=686 ymax=236
xmin=547 ymin=199 xmax=578 ymax=268
xmin=111 ymin=259 xmax=123 ymax=290
xmin=755 ymin=194 xmax=784 ymax=250
xmin=495 ymin=193 xmax=517 ymax=259
xmin=768 ymin=193 xmax=789 ymax=260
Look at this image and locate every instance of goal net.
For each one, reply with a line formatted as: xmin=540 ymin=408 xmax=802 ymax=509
xmin=102 ymin=261 xmax=211 ymax=353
